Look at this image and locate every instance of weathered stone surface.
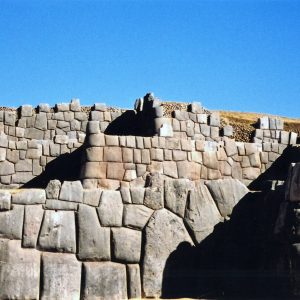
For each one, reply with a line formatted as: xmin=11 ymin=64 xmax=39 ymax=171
xmin=59 ymin=180 xmax=83 ymax=202
xmin=0 ymin=190 xmax=11 ymax=211
xmin=107 ymin=162 xmax=125 ymax=180
xmin=0 ymin=239 xmax=40 ymax=300
xmin=209 ymin=112 xmax=220 ymax=127
xmin=242 ymin=167 xmax=261 ymax=180
xmin=143 ymin=209 xmax=193 ymax=298
xmin=23 ymin=205 xmax=44 ymax=248
xmin=41 ymin=252 xmax=81 ymax=300
xmin=259 ymin=116 xmax=269 ymax=129
xmin=144 ymin=187 xmax=164 ymax=210
xmin=0 ymin=160 xmax=14 ymax=175
xmin=103 ymin=147 xmax=122 ymax=162
xmin=97 ymin=190 xmax=123 ymax=226
xmin=163 ymin=161 xmax=178 ymax=178
xmin=45 ymin=179 xmax=61 ymax=199
xmin=83 ymin=188 xmax=102 ymax=206
xmin=164 ymin=179 xmax=192 ymax=217
xmin=12 ymin=188 xmax=46 ymax=204
xmin=20 ymin=104 xmax=33 ymax=117
xmin=45 ymin=199 xmax=78 ymax=210
xmin=86 ymin=147 xmax=103 ymax=162
xmin=123 ymin=204 xmax=153 ymax=229
xmin=88 ymin=133 xmax=105 ymax=146
xmin=112 ymin=227 xmax=142 ymax=263
xmin=185 ymin=183 xmax=222 ymax=243
xmin=127 ymin=264 xmax=142 ymax=299
xmin=130 ymin=187 xmax=145 ymax=204
xmin=159 ymin=123 xmax=173 ymax=137
xmin=38 ymin=210 xmax=76 ymax=253
xmin=78 ymin=204 xmax=111 ymax=261
xmin=203 ymin=151 xmax=218 ymax=169
xmin=205 ymin=178 xmax=249 ymax=217
xmin=0 ymin=205 xmax=24 ymax=239
xmin=82 ymin=262 xmax=127 ymax=300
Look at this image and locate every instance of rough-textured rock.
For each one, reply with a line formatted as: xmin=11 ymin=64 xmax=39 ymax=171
xmin=112 ymin=227 xmax=142 ymax=263
xmin=143 ymin=209 xmax=193 ymax=298
xmin=38 ymin=210 xmax=76 ymax=253
xmin=0 ymin=160 xmax=15 ymax=175
xmin=123 ymin=204 xmax=153 ymax=229
xmin=0 ymin=205 xmax=24 ymax=239
xmin=0 ymin=239 xmax=40 ymax=299
xmin=45 ymin=179 xmax=61 ymax=199
xmin=59 ymin=180 xmax=83 ymax=202
xmin=127 ymin=264 xmax=142 ymax=299
xmin=23 ymin=205 xmax=44 ymax=248
xmin=144 ymin=186 xmax=164 ymax=210
xmin=0 ymin=190 xmax=11 ymax=210
xmin=78 ymin=204 xmax=111 ymax=261
xmin=45 ymin=199 xmax=78 ymax=210
xmin=164 ymin=179 xmax=193 ymax=217
xmin=97 ymin=190 xmax=123 ymax=226
xmin=185 ymin=183 xmax=223 ymax=243
xmin=205 ymin=178 xmax=249 ymax=217
xmin=41 ymin=253 xmax=81 ymax=300
xmin=83 ymin=188 xmax=102 ymax=206
xmin=82 ymin=262 xmax=127 ymax=300
xmin=12 ymin=189 xmax=46 ymax=204
xmin=130 ymin=187 xmax=144 ymax=204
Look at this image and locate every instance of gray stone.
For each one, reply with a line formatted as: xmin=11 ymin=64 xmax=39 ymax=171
xmin=242 ymin=167 xmax=261 ymax=180
xmin=127 ymin=264 xmax=142 ymax=299
xmin=225 ymin=140 xmax=238 ymax=156
xmin=89 ymin=133 xmax=105 ymax=146
xmin=209 ymin=112 xmax=220 ymax=127
xmin=112 ymin=227 xmax=142 ymax=263
xmin=78 ymin=204 xmax=110 ymax=261
xmin=164 ymin=179 xmax=192 ymax=217
xmin=82 ymin=262 xmax=127 ymax=300
xmin=20 ymin=105 xmax=33 ymax=117
xmin=290 ymin=132 xmax=298 ymax=145
xmin=159 ymin=123 xmax=173 ymax=137
xmin=0 ymin=148 xmax=6 ymax=161
xmin=0 ymin=160 xmax=14 ymax=175
xmin=45 ymin=199 xmax=78 ymax=210
xmin=174 ymin=110 xmax=189 ymax=121
xmin=4 ymin=111 xmax=16 ymax=126
xmin=185 ymin=183 xmax=222 ymax=243
xmin=163 ymin=161 xmax=178 ymax=178
xmin=70 ymin=98 xmax=81 ymax=111
xmin=120 ymin=187 xmax=131 ymax=203
xmin=12 ymin=188 xmax=46 ymax=204
xmin=15 ymin=159 xmax=32 ymax=172
xmin=41 ymin=253 xmax=81 ymax=300
xmin=0 ymin=205 xmax=24 ymax=239
xmin=0 ymin=239 xmax=40 ymax=299
xmin=123 ymin=204 xmax=153 ymax=229
xmin=0 ymin=191 xmax=11 ymax=211
xmin=83 ymin=188 xmax=102 ymax=206
xmin=205 ymin=179 xmax=249 ymax=217
xmin=203 ymin=151 xmax=218 ymax=169
xmin=88 ymin=121 xmax=100 ymax=134
xmin=59 ymin=180 xmax=83 ymax=202
xmin=276 ymin=118 xmax=284 ymax=130
xmin=54 ymin=134 xmax=69 ymax=144
xmin=94 ymin=103 xmax=107 ymax=111
xmin=143 ymin=209 xmax=193 ymax=297
xmin=259 ymin=116 xmax=269 ymax=129
xmin=280 ymin=131 xmax=290 ymax=144
xmin=223 ymin=125 xmax=233 ymax=136
xmin=11 ymin=172 xmax=34 ymax=184
xmin=130 ymin=187 xmax=145 ymax=204
xmin=56 ymin=102 xmax=69 ymax=111
xmin=45 ymin=179 xmax=61 ymax=199
xmin=97 ymin=190 xmax=123 ymax=226
xmin=35 ymin=113 xmax=48 ymax=130
xmin=103 ymin=146 xmax=122 ymax=162
xmin=24 ymin=127 xmax=44 ymax=139
xmin=23 ymin=205 xmax=44 ymax=248
xmin=38 ymin=210 xmax=76 ymax=253
xmin=144 ymin=186 xmax=164 ymax=210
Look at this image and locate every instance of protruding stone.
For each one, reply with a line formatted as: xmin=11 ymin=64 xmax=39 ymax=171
xmin=82 ymin=262 xmax=127 ymax=300
xmin=144 ymin=186 xmax=164 ymax=210
xmin=0 ymin=191 xmax=11 ymax=211
xmin=259 ymin=116 xmax=269 ymax=129
xmin=0 ymin=205 xmax=24 ymax=239
xmin=97 ymin=190 xmax=123 ymax=226
xmin=205 ymin=178 xmax=249 ymax=217
xmin=59 ymin=180 xmax=83 ymax=203
xmin=123 ymin=204 xmax=153 ymax=229
xmin=0 ymin=239 xmax=40 ymax=300
xmin=164 ymin=179 xmax=193 ymax=217
xmin=23 ymin=205 xmax=44 ymax=248
xmin=38 ymin=210 xmax=76 ymax=253
xmin=78 ymin=204 xmax=111 ymax=261
xmin=112 ymin=227 xmax=142 ymax=263
xmin=143 ymin=209 xmax=193 ymax=298
xmin=159 ymin=123 xmax=173 ymax=137
xmin=46 ymin=179 xmax=61 ymax=199
xmin=20 ymin=105 xmax=33 ymax=117
xmin=185 ymin=182 xmax=222 ymax=243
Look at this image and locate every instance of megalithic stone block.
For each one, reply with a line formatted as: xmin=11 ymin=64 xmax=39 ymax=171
xmin=286 ymin=163 xmax=300 ymax=202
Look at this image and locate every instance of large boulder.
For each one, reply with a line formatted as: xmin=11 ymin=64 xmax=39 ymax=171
xmin=205 ymin=179 xmax=249 ymax=217
xmin=0 ymin=239 xmax=40 ymax=299
xmin=184 ymin=182 xmax=223 ymax=243
xmin=143 ymin=208 xmax=193 ymax=298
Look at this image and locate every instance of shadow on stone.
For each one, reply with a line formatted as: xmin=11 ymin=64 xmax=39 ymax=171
xmin=162 ymin=190 xmax=292 ymax=299
xmin=21 ymin=146 xmax=85 ymax=189
xmin=104 ymin=110 xmax=155 ymax=136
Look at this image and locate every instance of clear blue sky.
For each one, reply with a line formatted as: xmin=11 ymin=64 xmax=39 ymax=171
xmin=0 ymin=0 xmax=299 ymax=117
